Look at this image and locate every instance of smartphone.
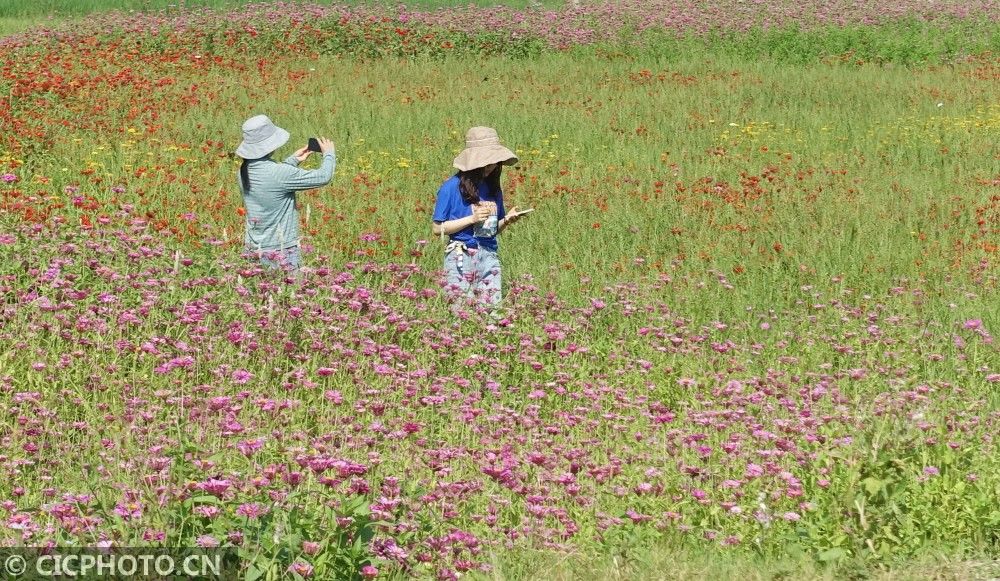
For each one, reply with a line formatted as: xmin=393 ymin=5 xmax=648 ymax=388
xmin=307 ymin=138 xmax=322 ymax=153
xmin=512 ymin=208 xmax=535 ymax=217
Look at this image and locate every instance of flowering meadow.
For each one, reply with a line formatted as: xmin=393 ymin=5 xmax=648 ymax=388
xmin=1 ymin=1 xmax=999 ymax=579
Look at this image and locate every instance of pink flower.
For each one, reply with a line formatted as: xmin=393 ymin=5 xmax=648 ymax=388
xmin=237 ymin=438 xmax=265 ymax=457
xmin=232 ymin=369 xmax=252 ymax=384
xmin=361 ymin=565 xmax=379 ymax=579
xmin=236 ymin=503 xmax=268 ymax=519
xmin=113 ymin=501 xmax=143 ymax=520
xmin=194 ymin=505 xmax=221 ymax=519
xmin=288 ymin=561 xmax=314 ymax=577
xmin=196 ymin=535 xmax=220 ymax=548
xmin=197 ymin=478 xmax=232 ymax=497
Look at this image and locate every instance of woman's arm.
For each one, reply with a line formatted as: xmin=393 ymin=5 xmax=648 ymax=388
xmin=280 ymin=151 xmax=336 ymax=191
xmin=432 ymin=203 xmax=492 ymax=236
xmin=498 ymin=206 xmax=524 ymax=234
xmin=432 ymin=215 xmax=477 ymax=237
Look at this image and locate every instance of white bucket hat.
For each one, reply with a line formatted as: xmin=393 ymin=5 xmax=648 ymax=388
xmin=236 ymin=114 xmax=290 ymax=159
xmin=453 ymin=126 xmax=518 ymax=172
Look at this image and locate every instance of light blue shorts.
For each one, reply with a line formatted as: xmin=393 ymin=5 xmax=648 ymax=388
xmin=442 ymin=243 xmax=501 ymax=307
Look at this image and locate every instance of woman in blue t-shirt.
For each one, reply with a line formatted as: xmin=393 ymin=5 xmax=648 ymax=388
xmin=431 ymin=126 xmax=528 ymax=310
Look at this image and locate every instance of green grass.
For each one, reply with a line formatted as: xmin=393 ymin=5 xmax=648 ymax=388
xmin=0 ymin=0 xmax=566 ymax=19
xmin=20 ymin=47 xmax=995 ymax=321
xmin=0 ymin=15 xmax=53 ymax=36
xmin=1 ymin=8 xmax=998 ymax=578
xmin=0 ymin=0 xmax=566 ymax=39
xmin=483 ymin=544 xmax=1000 ymax=580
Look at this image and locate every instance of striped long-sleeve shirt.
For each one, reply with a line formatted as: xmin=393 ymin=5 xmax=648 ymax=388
xmin=239 ymin=151 xmax=335 ymax=252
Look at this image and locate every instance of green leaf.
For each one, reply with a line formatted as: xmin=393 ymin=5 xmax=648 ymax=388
xmin=185 ymin=495 xmax=222 ymax=506
xmin=862 ymin=477 xmax=884 ymax=496
xmin=246 ymin=563 xmax=264 ymax=581
xmin=818 ymin=547 xmax=848 ymax=562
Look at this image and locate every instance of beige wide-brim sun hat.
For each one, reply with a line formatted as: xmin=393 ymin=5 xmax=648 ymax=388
xmin=236 ymin=114 xmax=290 ymax=160
xmin=453 ymin=126 xmax=518 ymax=172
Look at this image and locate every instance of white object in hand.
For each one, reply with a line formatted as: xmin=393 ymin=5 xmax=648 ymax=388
xmin=475 ymin=214 xmax=498 ymax=238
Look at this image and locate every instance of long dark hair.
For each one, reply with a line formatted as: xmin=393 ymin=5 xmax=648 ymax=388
xmin=240 ymin=151 xmax=276 ymax=192
xmin=239 ymin=160 xmax=250 ymax=193
xmin=458 ymin=165 xmax=502 ymax=205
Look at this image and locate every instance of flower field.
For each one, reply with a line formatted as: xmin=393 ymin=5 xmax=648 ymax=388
xmin=0 ymin=1 xmax=998 ymax=579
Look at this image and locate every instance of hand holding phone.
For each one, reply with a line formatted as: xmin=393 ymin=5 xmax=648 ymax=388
xmin=307 ymin=138 xmax=322 ymax=153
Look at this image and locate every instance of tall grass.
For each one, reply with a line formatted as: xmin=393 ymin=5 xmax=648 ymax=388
xmin=0 ymin=0 xmax=565 ymax=18
xmin=19 ymin=48 xmax=997 ymax=323
xmin=0 ymin=5 xmax=998 ymax=579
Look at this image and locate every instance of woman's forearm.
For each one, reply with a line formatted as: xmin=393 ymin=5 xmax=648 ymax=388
xmin=433 ymin=216 xmax=477 ymax=236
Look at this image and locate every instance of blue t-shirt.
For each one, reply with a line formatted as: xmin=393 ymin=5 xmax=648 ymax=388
xmin=432 ymin=175 xmax=506 ymax=251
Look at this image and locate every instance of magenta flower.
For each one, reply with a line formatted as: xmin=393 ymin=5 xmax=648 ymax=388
xmin=288 ymin=561 xmax=314 ymax=577
xmin=197 ymin=478 xmax=232 ymax=498
xmin=236 ymin=503 xmax=268 ymax=519
xmin=113 ymin=501 xmax=142 ymax=520
xmin=194 ymin=505 xmax=221 ymax=519
xmin=196 ymin=535 xmax=220 ymax=548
